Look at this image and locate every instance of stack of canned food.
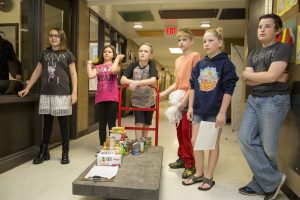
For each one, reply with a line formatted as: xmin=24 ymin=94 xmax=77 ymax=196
xmin=114 ymin=137 xmax=152 ymax=155
xmin=100 ymin=126 xmax=152 ymax=156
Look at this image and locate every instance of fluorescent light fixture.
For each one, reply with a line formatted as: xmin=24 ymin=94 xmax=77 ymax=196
xmin=133 ymin=22 xmax=143 ymax=29
xmin=169 ymin=48 xmax=183 ymax=54
xmin=200 ymin=21 xmax=211 ymax=29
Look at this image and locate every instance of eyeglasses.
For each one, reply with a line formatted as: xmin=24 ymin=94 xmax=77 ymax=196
xmin=48 ymin=34 xmax=60 ymax=38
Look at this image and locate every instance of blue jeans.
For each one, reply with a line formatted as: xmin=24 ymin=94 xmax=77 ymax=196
xmin=238 ymin=94 xmax=290 ymax=193
xmin=192 ymin=114 xmax=216 ymax=124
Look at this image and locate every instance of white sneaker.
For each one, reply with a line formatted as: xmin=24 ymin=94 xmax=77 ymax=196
xmin=264 ymin=174 xmax=286 ymax=200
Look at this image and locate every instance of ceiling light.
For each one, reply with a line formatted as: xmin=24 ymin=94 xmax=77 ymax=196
xmin=200 ymin=21 xmax=211 ymax=29
xmin=133 ymin=22 xmax=143 ymax=30
xmin=169 ymin=48 xmax=182 ymax=54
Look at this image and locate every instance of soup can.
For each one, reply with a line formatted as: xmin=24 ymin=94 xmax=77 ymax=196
xmin=109 ymin=136 xmax=115 ymax=149
xmin=146 ymin=137 xmax=152 ymax=148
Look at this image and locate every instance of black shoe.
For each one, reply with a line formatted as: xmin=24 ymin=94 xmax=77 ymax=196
xmin=264 ymin=174 xmax=286 ymax=200
xmin=239 ymin=186 xmax=259 ymax=196
xmin=61 ymin=143 xmax=70 ymax=164
xmin=33 ymin=143 xmax=50 ymax=164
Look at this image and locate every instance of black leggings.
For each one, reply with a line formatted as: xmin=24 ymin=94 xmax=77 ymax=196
xmin=42 ymin=115 xmax=69 ymax=145
xmin=97 ymin=101 xmax=118 ymax=145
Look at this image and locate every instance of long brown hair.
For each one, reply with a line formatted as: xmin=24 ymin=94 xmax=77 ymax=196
xmin=47 ymin=27 xmax=68 ymax=51
xmin=95 ymin=44 xmax=117 ymax=65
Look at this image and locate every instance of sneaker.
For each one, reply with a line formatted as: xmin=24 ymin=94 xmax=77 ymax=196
xmin=169 ymin=158 xmax=184 ymax=169
xmin=239 ymin=186 xmax=259 ymax=196
xmin=264 ymin=174 xmax=286 ymax=200
xmin=182 ymin=167 xmax=196 ymax=179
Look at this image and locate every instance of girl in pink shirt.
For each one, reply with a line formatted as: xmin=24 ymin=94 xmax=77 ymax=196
xmin=87 ymin=44 xmax=124 ymax=146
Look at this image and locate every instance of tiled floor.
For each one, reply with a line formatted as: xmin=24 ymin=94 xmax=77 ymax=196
xmin=0 ymin=101 xmax=288 ymax=200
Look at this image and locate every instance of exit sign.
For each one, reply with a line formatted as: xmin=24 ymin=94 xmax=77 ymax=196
xmin=165 ymin=26 xmax=177 ymax=36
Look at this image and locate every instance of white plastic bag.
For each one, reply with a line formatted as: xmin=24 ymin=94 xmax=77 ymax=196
xmin=165 ymin=90 xmax=186 ymax=125
xmin=168 ymin=90 xmax=186 ymax=105
xmin=165 ymin=105 xmax=182 ymax=124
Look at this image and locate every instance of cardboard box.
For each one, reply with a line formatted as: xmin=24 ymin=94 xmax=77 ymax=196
xmin=97 ymin=150 xmax=122 ymax=166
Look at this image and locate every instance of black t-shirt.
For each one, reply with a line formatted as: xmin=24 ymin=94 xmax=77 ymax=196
xmin=248 ymin=42 xmax=291 ymax=97
xmin=39 ymin=49 xmax=75 ymax=95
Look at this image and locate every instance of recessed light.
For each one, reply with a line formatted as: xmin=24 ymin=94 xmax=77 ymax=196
xmin=169 ymin=48 xmax=183 ymax=54
xmin=133 ymin=22 xmax=143 ymax=29
xmin=200 ymin=21 xmax=211 ymax=29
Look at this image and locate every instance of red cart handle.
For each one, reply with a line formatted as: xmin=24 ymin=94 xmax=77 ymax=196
xmin=118 ymin=84 xmax=160 ymax=146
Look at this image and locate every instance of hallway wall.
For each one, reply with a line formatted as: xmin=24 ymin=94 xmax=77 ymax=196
xmin=76 ymin=0 xmax=89 ymax=135
xmin=275 ymin=2 xmax=300 ymax=198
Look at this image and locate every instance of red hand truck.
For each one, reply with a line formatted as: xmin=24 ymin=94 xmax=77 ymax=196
xmin=118 ymin=85 xmax=159 ymax=146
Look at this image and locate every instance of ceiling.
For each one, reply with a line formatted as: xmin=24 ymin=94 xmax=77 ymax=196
xmin=87 ymin=0 xmax=246 ymax=72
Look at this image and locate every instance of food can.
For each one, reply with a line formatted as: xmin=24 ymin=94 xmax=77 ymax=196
xmin=125 ymin=141 xmax=129 ymax=155
xmin=143 ymin=138 xmax=148 ymax=152
xmin=128 ymin=139 xmax=134 ymax=153
xmin=132 ymin=142 xmax=140 ymax=155
xmin=140 ymin=140 xmax=144 ymax=153
xmin=118 ymin=141 xmax=124 ymax=154
xmin=109 ymin=136 xmax=115 ymax=149
xmin=146 ymin=137 xmax=152 ymax=148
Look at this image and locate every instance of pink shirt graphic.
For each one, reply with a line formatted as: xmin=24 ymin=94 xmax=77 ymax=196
xmin=95 ymin=63 xmax=119 ymax=104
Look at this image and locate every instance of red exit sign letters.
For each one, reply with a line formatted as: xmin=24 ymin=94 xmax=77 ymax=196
xmin=165 ymin=26 xmax=177 ymax=36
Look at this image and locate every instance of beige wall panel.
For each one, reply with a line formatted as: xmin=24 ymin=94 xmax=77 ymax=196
xmin=224 ymin=38 xmax=244 ymax=54
xmin=273 ymin=1 xmax=300 ymax=197
xmin=76 ymin=0 xmax=89 ymax=133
